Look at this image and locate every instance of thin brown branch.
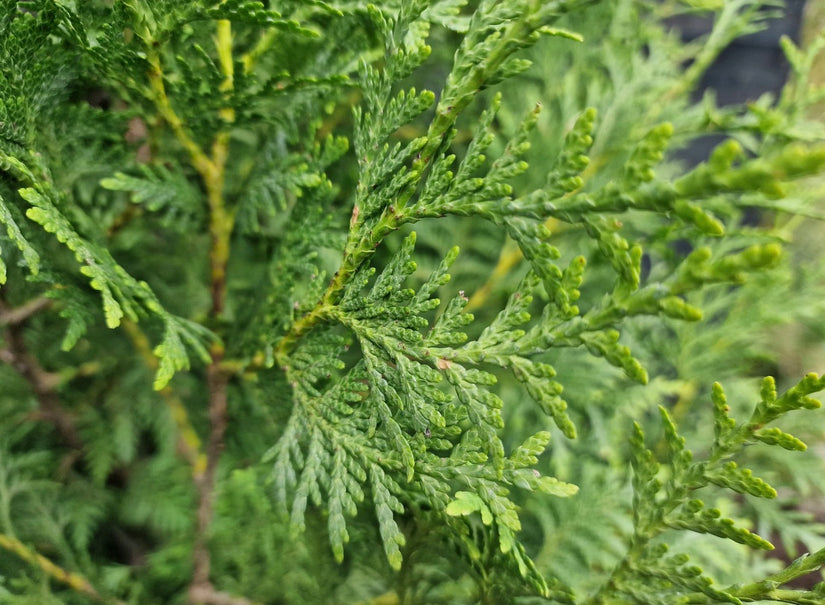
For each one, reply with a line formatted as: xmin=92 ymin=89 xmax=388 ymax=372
xmin=0 ymin=300 xmax=82 ymax=449
xmin=0 ymin=296 xmax=51 ymax=326
xmin=188 ymin=584 xmax=262 ymax=605
xmin=189 ymin=350 xmax=230 ymax=605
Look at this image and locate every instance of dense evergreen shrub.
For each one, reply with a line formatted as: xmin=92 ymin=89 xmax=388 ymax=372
xmin=2 ymin=1 xmax=825 ymax=603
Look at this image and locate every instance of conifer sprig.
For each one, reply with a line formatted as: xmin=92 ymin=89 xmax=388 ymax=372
xmin=588 ymin=374 xmax=825 ymax=605
xmin=267 ymin=0 xmax=825 ymax=584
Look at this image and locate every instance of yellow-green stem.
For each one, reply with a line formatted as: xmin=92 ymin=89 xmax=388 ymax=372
xmin=0 ymin=533 xmax=119 ymax=604
xmin=207 ymin=18 xmax=235 ymax=318
xmin=146 ymin=51 xmax=212 ymax=177
xmin=122 ymin=319 xmax=206 ymax=475
xmin=147 ymin=33 xmax=235 ymax=319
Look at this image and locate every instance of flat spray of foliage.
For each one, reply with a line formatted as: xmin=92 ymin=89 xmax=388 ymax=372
xmin=2 ymin=0 xmax=825 ymax=604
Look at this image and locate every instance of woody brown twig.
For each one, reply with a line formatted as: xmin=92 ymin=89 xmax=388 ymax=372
xmin=188 ymin=583 xmax=262 ymax=605
xmin=189 ymin=354 xmax=229 ymax=600
xmin=0 ymin=297 xmax=82 ymax=449
xmin=0 ymin=295 xmax=51 ymax=325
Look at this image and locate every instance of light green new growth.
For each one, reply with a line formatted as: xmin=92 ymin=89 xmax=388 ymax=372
xmin=587 ymin=374 xmax=825 ymax=605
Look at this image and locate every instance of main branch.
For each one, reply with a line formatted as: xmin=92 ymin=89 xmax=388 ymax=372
xmin=189 ymin=17 xmax=237 ymax=605
xmin=143 ymin=15 xmax=240 ymax=604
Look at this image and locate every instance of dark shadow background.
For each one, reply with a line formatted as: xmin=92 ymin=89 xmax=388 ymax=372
xmin=672 ymin=0 xmax=807 ymax=164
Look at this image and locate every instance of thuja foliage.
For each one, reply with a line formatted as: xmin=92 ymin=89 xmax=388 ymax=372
xmin=2 ymin=0 xmax=825 ymax=603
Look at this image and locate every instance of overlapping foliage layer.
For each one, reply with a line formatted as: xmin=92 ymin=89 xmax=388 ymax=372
xmin=1 ymin=1 xmax=825 ymax=604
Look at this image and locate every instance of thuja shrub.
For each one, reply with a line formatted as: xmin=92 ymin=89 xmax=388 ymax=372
xmin=2 ymin=0 xmax=825 ymax=603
